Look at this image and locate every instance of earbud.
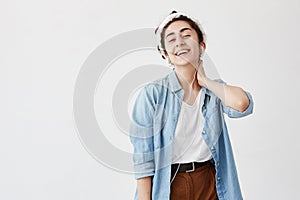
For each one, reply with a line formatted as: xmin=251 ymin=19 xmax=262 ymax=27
xmin=199 ymin=46 xmax=205 ymax=60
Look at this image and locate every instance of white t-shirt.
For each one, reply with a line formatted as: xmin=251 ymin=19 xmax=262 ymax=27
xmin=172 ymin=88 xmax=213 ymax=164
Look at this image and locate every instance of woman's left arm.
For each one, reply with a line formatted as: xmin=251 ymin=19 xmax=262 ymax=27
xmin=202 ymin=78 xmax=250 ymax=112
xmin=196 ymin=60 xmax=250 ymax=112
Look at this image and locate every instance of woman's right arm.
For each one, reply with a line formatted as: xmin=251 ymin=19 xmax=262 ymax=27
xmin=130 ymin=85 xmax=156 ymax=199
xmin=137 ymin=176 xmax=153 ymax=200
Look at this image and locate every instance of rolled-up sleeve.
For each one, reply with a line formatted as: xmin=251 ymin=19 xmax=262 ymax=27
xmin=129 ymin=85 xmax=155 ymax=179
xmin=221 ymin=90 xmax=254 ymax=118
xmin=215 ymin=79 xmax=254 ymax=118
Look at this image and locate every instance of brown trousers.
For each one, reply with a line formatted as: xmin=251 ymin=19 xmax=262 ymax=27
xmin=170 ymin=162 xmax=218 ymax=200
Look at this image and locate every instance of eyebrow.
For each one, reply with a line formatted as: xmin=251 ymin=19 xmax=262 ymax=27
xmin=165 ymin=27 xmax=192 ymax=39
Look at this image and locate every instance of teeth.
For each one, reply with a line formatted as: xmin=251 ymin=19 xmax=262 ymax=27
xmin=176 ymin=50 xmax=189 ymax=56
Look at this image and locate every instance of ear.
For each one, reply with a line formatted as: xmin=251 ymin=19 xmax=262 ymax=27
xmin=199 ymin=41 xmax=206 ymax=50
xmin=162 ymin=50 xmax=169 ymax=60
xmin=162 ymin=52 xmax=173 ymax=64
xmin=166 ymin=55 xmax=171 ymax=64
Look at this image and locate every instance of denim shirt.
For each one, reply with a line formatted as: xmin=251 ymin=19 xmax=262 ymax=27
xmin=129 ymin=70 xmax=254 ymax=200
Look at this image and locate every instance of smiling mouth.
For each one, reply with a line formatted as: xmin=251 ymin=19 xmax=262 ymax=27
xmin=175 ymin=49 xmax=190 ymax=56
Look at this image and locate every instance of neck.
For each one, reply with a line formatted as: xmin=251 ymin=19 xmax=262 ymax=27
xmin=174 ymin=64 xmax=200 ymax=92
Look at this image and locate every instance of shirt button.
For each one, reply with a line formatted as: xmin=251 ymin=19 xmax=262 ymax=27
xmin=211 ymin=146 xmax=215 ymax=150
xmin=217 ymin=177 xmax=221 ymax=181
xmin=202 ymin=105 xmax=206 ymax=109
xmin=202 ymin=130 xmax=206 ymax=134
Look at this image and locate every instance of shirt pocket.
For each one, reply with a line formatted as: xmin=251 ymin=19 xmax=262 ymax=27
xmin=205 ymin=104 xmax=223 ymax=144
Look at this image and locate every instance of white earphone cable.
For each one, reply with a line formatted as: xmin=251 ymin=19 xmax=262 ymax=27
xmin=170 ymin=163 xmax=181 ymax=184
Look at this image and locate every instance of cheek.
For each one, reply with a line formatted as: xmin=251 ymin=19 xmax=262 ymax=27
xmin=167 ymin=54 xmax=177 ymax=62
xmin=189 ymin=43 xmax=201 ymax=56
xmin=164 ymin=44 xmax=174 ymax=54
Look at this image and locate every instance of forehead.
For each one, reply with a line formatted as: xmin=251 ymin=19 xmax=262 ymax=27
xmin=165 ymin=20 xmax=194 ymax=34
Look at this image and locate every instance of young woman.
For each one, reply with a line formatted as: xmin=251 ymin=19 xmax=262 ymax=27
xmin=130 ymin=10 xmax=254 ymax=200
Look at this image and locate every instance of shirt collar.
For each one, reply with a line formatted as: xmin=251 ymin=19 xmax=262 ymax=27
xmin=168 ymin=70 xmax=211 ymax=108
xmin=168 ymin=70 xmax=209 ymax=94
xmin=168 ymin=70 xmax=182 ymax=93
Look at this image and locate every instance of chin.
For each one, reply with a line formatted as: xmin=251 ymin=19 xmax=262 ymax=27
xmin=174 ymin=59 xmax=197 ymax=68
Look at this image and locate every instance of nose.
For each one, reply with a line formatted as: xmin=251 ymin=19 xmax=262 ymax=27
xmin=175 ymin=36 xmax=185 ymax=47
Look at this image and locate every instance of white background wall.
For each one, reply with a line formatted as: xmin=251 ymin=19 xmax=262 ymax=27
xmin=1 ymin=0 xmax=300 ymax=199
